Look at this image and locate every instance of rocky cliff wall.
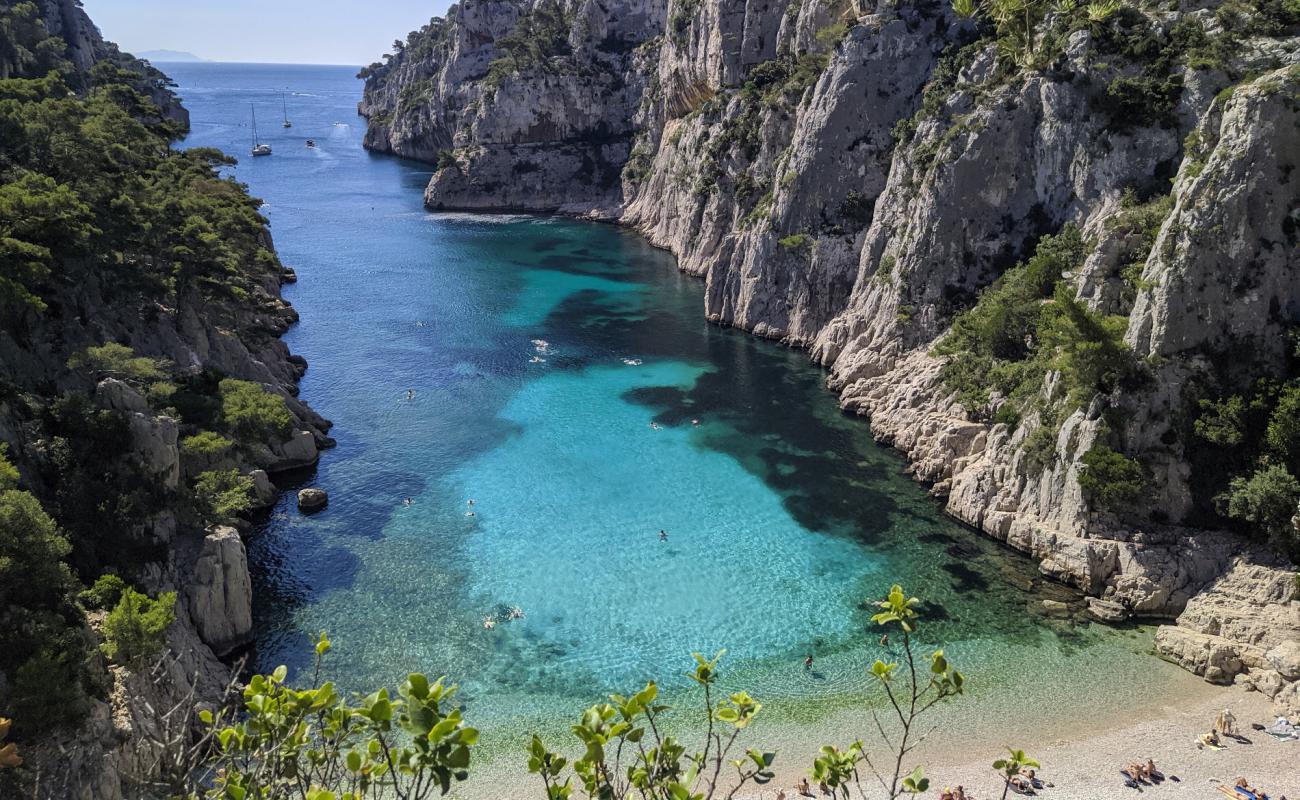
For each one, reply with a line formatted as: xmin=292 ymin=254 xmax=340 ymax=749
xmin=0 ymin=6 xmax=330 ymax=796
xmin=363 ymin=0 xmax=1300 ymax=714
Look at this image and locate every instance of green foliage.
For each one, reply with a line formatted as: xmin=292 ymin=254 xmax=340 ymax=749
xmin=0 ymin=459 xmax=94 ymax=736
xmin=1077 ymin=443 xmax=1147 ymax=509
xmin=1194 ymin=395 xmax=1249 ymax=448
xmin=484 ymin=2 xmax=572 ymax=88
xmin=935 ymin=225 xmax=1127 ymax=420
xmin=187 ymin=633 xmax=478 ymax=800
xmin=38 ymin=393 xmax=167 ymax=575
xmin=181 ymin=430 xmax=234 ymax=457
xmin=777 ymin=233 xmax=811 ymax=250
xmin=219 ymin=378 xmax=293 ymax=442
xmin=1265 ymin=382 xmax=1300 ymax=474
xmin=821 ymin=585 xmax=964 ymax=800
xmin=1222 ymin=464 xmax=1300 ymax=549
xmin=0 ymin=444 xmax=17 ymax=491
xmin=1100 ymin=74 xmax=1183 ymax=130
xmin=101 ymin=587 xmax=175 ymax=668
xmin=0 ymin=172 xmax=96 ymax=314
xmin=67 ymin=342 xmax=165 ymax=384
xmin=527 ymin=649 xmax=775 ymax=800
xmin=993 ymin=748 xmax=1041 ymax=800
xmin=193 ymin=468 xmax=255 ymax=524
xmin=436 ymin=149 xmax=456 ymax=170
xmin=79 ymin=573 xmax=127 ymax=610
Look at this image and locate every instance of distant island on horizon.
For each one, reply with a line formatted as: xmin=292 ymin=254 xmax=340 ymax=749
xmin=137 ymin=49 xmax=205 ymax=62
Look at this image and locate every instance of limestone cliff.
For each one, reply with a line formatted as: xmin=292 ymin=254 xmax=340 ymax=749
xmin=364 ymin=0 xmax=1300 ymax=712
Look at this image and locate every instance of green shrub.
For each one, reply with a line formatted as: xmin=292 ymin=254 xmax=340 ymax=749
xmin=1101 ymin=75 xmax=1183 ymax=130
xmin=67 ymin=342 xmax=165 ymax=384
xmin=193 ymin=469 xmax=254 ymax=524
xmin=1077 ymin=443 xmax=1147 ymax=508
xmin=1265 ymin=383 xmax=1300 ymax=473
xmin=80 ymin=573 xmax=127 ymax=610
xmin=181 ymin=430 xmax=234 ymax=457
xmin=219 ymin=378 xmax=293 ymax=442
xmin=1194 ymin=395 xmax=1248 ymax=448
xmin=0 ymin=444 xmax=17 ymax=491
xmin=934 ymin=225 xmax=1096 ymax=416
xmin=436 ymin=149 xmax=456 ymax=170
xmin=7 ymin=637 xmax=92 ymax=734
xmin=1222 ymin=464 xmax=1300 ymax=547
xmin=777 ymin=233 xmax=811 ymax=250
xmin=101 ymin=588 xmax=175 ymax=668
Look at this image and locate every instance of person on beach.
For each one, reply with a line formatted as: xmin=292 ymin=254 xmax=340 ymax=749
xmin=818 ymin=781 xmax=830 ymax=796
xmin=797 ymin=778 xmax=812 ymax=797
xmin=776 ymin=790 xmax=786 ymax=800
xmin=1217 ymin=708 xmax=1238 ymax=737
xmin=1198 ymin=730 xmax=1221 ymax=749
xmin=954 ymin=786 xmax=969 ymax=800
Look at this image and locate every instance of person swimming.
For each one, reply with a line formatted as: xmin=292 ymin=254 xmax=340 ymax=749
xmin=466 ymin=511 xmax=476 ymax=517
xmin=659 ymin=530 xmax=668 ymax=541
xmin=692 ymin=419 xmax=700 ymax=425
xmin=467 ymin=499 xmax=475 ymax=506
xmin=407 ymin=389 xmax=414 ymax=400
xmin=804 ymin=655 xmax=813 ymax=670
xmin=404 ymin=497 xmax=412 ymax=506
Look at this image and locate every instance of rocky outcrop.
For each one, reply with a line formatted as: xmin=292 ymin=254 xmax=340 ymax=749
xmin=185 ymin=527 xmax=254 ymax=656
xmin=297 ymin=487 xmax=329 ymax=511
xmin=1154 ymin=552 xmax=1300 ymax=714
xmin=365 ymin=0 xmax=1300 ymax=708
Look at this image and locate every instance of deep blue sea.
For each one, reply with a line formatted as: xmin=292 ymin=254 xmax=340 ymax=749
xmin=162 ymin=61 xmax=1202 ymax=779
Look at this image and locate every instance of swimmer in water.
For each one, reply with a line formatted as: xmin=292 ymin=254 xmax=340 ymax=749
xmin=467 ymin=499 xmax=475 ymax=507
xmin=804 ymin=655 xmax=813 ymax=670
xmin=659 ymin=530 xmax=668 ymax=541
xmin=483 ymin=617 xmax=495 ymax=629
xmin=466 ymin=511 xmax=476 ymax=517
xmin=407 ymin=389 xmax=414 ymax=400
xmin=404 ymin=497 xmax=412 ymax=506
xmin=692 ymin=419 xmax=700 ymax=426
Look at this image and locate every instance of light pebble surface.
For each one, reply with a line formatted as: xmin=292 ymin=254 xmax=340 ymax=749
xmin=464 ymin=685 xmax=1296 ymax=800
xmin=740 ymin=687 xmax=1297 ymax=800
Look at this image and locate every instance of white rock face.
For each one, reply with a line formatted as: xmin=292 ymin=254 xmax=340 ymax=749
xmin=362 ymin=0 xmax=1300 ymax=703
xmin=186 ymin=526 xmax=254 ymax=655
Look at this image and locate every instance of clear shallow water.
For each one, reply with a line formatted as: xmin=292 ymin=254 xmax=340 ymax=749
xmin=165 ymin=62 xmax=1200 ymax=771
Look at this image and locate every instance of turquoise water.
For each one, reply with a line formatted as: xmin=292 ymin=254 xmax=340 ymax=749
xmin=164 ymin=63 xmax=1199 ymax=772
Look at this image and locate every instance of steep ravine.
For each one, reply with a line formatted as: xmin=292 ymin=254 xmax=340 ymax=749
xmin=361 ymin=0 xmax=1300 ymax=714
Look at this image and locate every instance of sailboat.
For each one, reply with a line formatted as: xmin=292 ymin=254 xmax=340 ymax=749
xmin=250 ymin=104 xmax=272 ymax=157
xmin=281 ymin=93 xmax=292 ymax=128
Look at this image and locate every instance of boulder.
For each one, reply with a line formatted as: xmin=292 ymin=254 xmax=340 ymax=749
xmin=297 ymin=487 xmax=328 ymax=511
xmin=1085 ymin=597 xmax=1128 ymax=623
xmin=249 ymin=469 xmax=277 ymax=508
xmin=187 ymin=527 xmax=252 ymax=655
xmin=269 ymin=429 xmax=318 ymax=472
xmin=95 ymin=378 xmax=149 ymax=414
xmin=1268 ymin=641 xmax=1300 ymax=682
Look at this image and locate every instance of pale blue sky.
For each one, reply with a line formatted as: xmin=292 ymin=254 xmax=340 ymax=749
xmin=83 ymin=0 xmax=452 ymax=65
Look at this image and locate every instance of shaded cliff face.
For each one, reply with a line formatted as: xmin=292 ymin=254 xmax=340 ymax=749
xmin=364 ymin=0 xmax=1300 ymax=709
xmin=0 ymin=4 xmax=328 ymax=796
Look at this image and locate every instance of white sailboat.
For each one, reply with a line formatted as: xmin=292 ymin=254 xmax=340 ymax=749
xmin=250 ymin=104 xmax=272 ymax=156
xmin=281 ymin=93 xmax=292 ymax=128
